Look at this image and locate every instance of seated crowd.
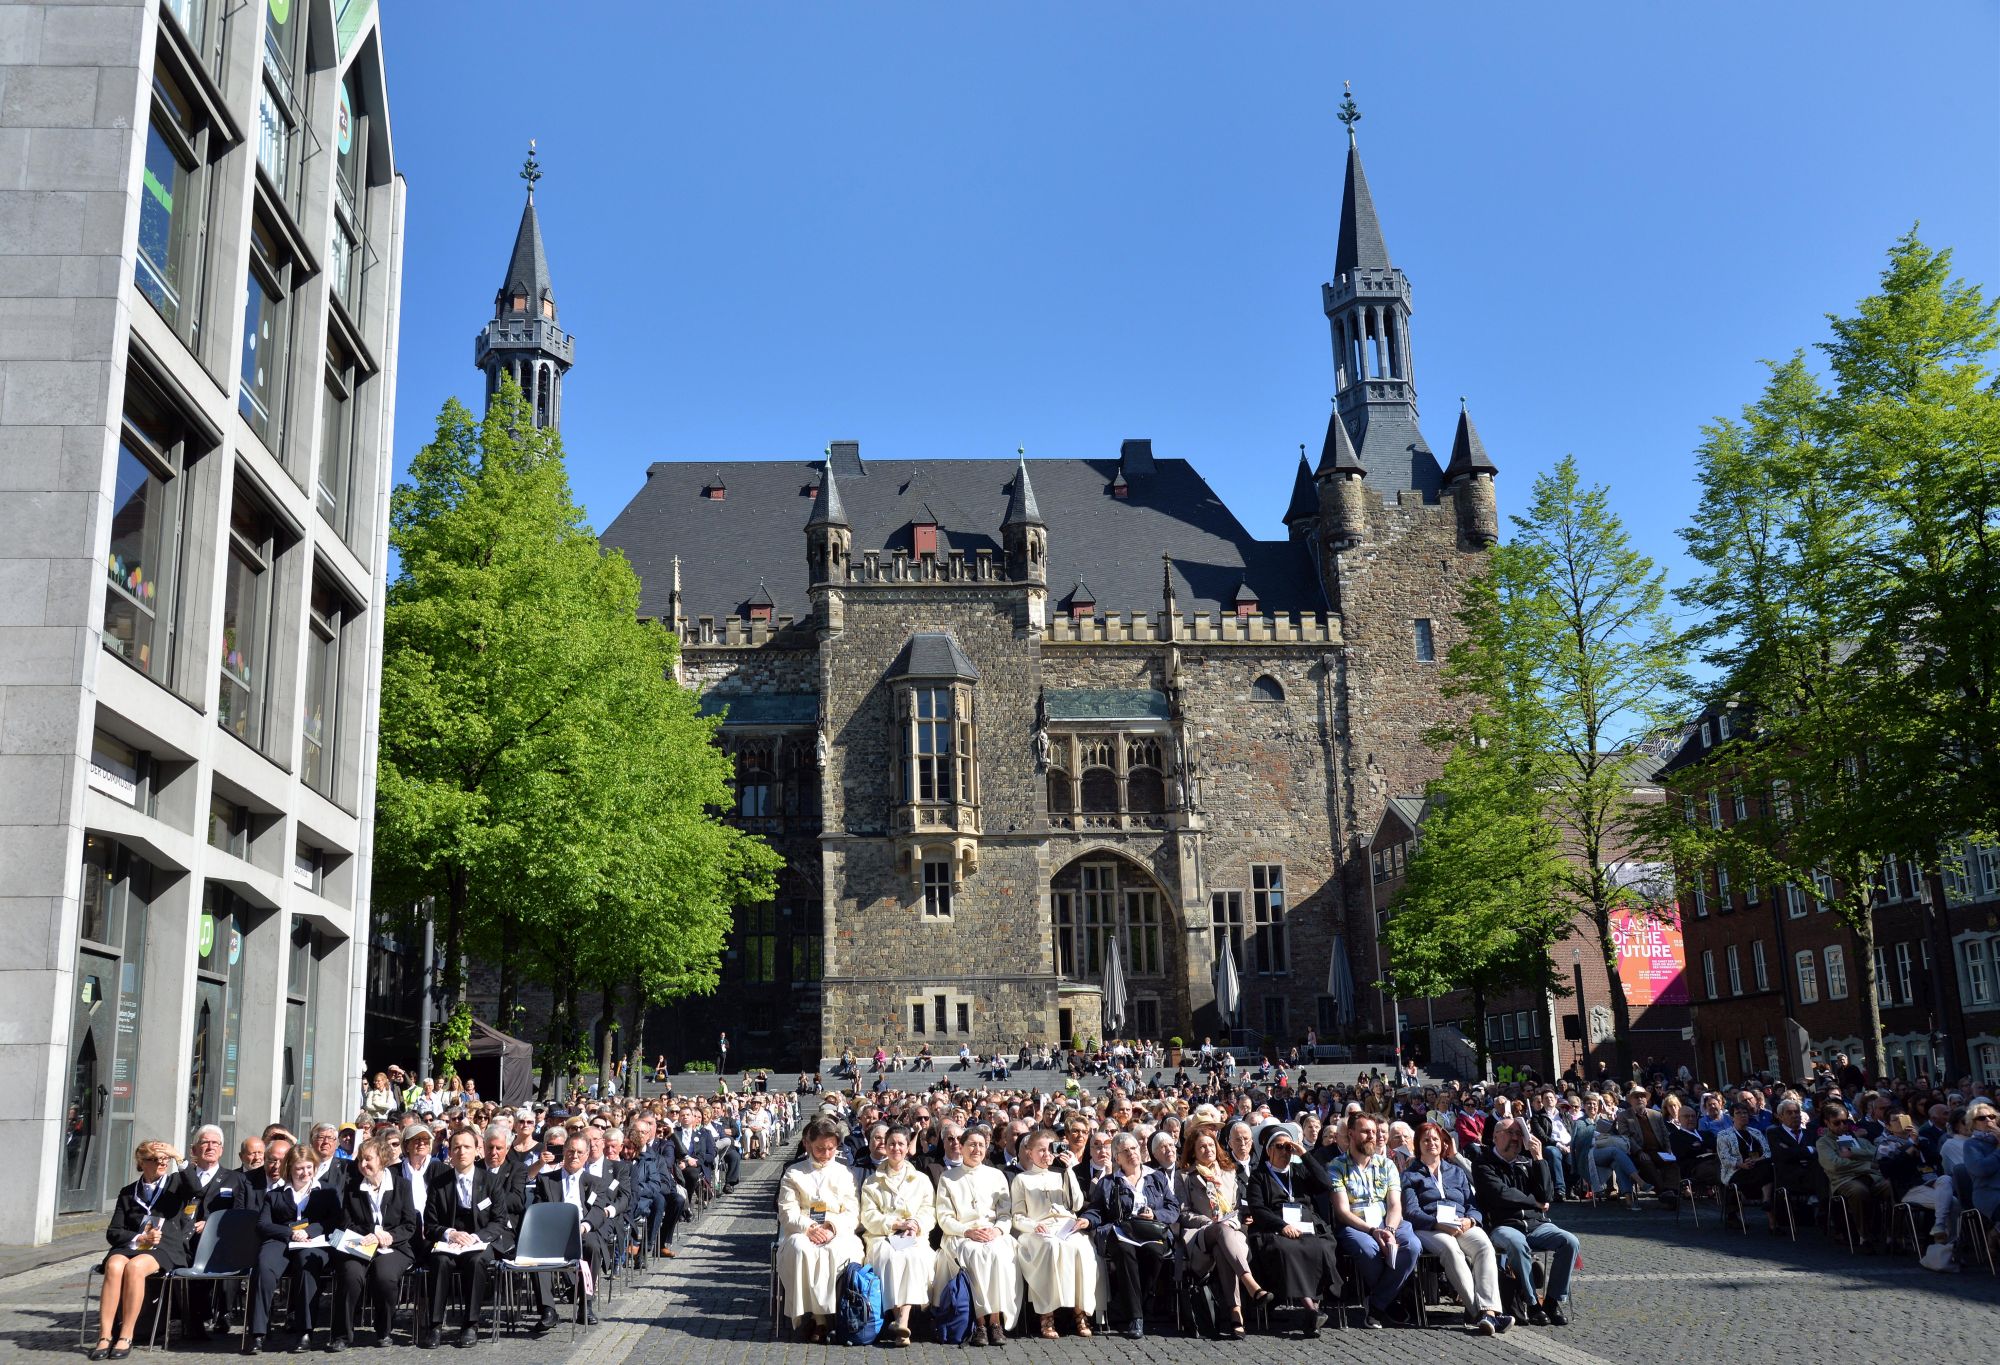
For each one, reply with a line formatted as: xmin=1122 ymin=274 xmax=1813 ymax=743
xmin=87 ymin=1074 xmax=796 ymax=1359
xmin=775 ymin=1050 xmax=2000 ymax=1345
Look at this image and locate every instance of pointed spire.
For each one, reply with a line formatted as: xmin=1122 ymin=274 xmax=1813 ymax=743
xmin=1283 ymin=447 xmax=1319 ymax=525
xmin=499 ymin=142 xmax=554 ymax=319
xmin=1315 ymin=407 xmax=1366 ymax=477
xmin=1002 ymin=447 xmax=1043 ymax=528
xmin=1443 ymin=399 xmax=1498 ymax=482
xmin=1334 ymin=87 xmax=1391 ymax=277
xmin=807 ymin=448 xmax=849 ymax=527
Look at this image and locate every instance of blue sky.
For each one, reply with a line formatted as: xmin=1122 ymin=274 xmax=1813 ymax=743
xmin=379 ymin=2 xmax=1998 ymax=618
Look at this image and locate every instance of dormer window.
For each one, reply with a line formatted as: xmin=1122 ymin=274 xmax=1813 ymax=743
xmin=705 ymin=476 xmax=726 ymax=501
xmin=1110 ymin=473 xmax=1129 ymax=499
xmin=913 ymin=521 xmax=938 ymax=556
xmin=541 ymin=297 xmax=555 ymax=320
xmin=512 ymin=293 xmax=525 ymax=312
xmin=1066 ymin=581 xmax=1095 ymax=620
xmin=745 ymin=581 xmax=773 ymax=623
xmin=1232 ymin=581 xmax=1259 ymax=619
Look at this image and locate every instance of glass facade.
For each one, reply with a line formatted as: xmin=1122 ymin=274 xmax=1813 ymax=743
xmin=62 ymin=837 xmax=150 ymax=1216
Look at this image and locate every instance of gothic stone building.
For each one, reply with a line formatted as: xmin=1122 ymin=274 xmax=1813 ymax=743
xmin=599 ymin=131 xmax=1501 ymax=1069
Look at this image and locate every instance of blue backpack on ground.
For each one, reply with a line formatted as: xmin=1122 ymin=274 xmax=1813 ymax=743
xmin=834 ymin=1261 xmax=883 ymax=1345
xmin=932 ymin=1269 xmax=974 ymax=1344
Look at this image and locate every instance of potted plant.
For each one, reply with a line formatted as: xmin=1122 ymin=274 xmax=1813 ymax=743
xmin=1167 ymin=1036 xmax=1184 ymax=1067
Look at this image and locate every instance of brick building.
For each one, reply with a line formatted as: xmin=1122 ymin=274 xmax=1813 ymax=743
xmin=1362 ymin=759 xmax=1696 ymax=1084
xmin=1663 ymin=702 xmax=2000 ymax=1087
xmin=589 ymin=119 xmax=1501 ymax=1069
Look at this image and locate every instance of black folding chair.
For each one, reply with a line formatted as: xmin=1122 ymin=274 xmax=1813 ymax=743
xmin=494 ymin=1202 xmax=583 ymax=1342
xmin=153 ymin=1209 xmax=260 ymax=1351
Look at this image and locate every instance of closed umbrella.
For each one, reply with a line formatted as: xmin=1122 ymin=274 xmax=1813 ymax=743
xmin=1102 ymin=936 xmax=1127 ymax=1035
xmin=1214 ymin=936 xmax=1241 ymax=1026
xmin=1328 ymin=935 xmax=1357 ymax=1027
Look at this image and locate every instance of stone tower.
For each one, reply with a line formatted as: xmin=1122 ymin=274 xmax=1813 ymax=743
xmin=475 ymin=142 xmax=575 ymax=429
xmin=1001 ymin=451 xmax=1048 ymax=628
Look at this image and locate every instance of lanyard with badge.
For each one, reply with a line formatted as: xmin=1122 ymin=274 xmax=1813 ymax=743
xmin=1270 ymin=1164 xmax=1306 ymax=1229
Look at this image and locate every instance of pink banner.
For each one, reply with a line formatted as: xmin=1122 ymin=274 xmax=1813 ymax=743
xmin=1611 ymin=906 xmax=1687 ymax=1007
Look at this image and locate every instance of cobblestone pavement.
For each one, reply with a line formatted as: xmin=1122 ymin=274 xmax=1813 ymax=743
xmin=4 ymin=1161 xmax=1995 ymax=1364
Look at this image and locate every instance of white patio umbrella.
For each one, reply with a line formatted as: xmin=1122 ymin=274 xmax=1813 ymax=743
xmin=1327 ymin=934 xmax=1356 ymax=1027
xmin=1102 ymin=937 xmax=1128 ymax=1035
xmin=1214 ymin=935 xmax=1241 ymax=1026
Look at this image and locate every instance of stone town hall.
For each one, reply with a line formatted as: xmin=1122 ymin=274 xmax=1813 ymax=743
xmin=490 ymin=118 xmax=1499 ymax=1067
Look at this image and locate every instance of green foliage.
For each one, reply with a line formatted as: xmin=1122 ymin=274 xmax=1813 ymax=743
xmin=1382 ymin=727 xmax=1570 ymax=1072
xmin=374 ymin=377 xmax=782 ymax=1032
xmin=681 ymin=1061 xmax=717 ymax=1074
xmin=1442 ymin=456 xmax=1686 ymax=1071
xmin=1663 ymin=231 xmax=2000 ymax=1075
xmin=435 ymin=1001 xmax=474 ymax=1069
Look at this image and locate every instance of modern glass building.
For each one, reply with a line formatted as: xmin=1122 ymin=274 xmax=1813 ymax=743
xmin=0 ymin=0 xmax=404 ymax=1243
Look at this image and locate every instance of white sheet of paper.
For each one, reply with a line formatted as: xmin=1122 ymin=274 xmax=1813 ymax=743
xmin=1434 ymin=1204 xmax=1460 ymax=1226
xmin=888 ymin=1234 xmax=918 ymax=1252
xmin=432 ymin=1239 xmax=486 ymax=1255
xmin=286 ymin=1237 xmax=330 ymax=1251
xmin=1281 ymin=1204 xmax=1305 ymax=1227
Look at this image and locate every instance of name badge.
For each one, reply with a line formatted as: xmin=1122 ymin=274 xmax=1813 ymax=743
xmin=810 ymin=1200 xmax=828 ymax=1224
xmin=1360 ymin=1205 xmax=1384 ymax=1229
xmin=216 ymin=1188 xmax=234 ymax=1199
xmin=608 ymin=1179 xmax=620 ymax=1192
xmin=588 ymin=1192 xmax=599 ymax=1206
xmin=477 ymin=1198 xmax=492 ymax=1211
xmin=1281 ymin=1203 xmax=1305 ymax=1227
xmin=1434 ymin=1203 xmax=1459 ymax=1226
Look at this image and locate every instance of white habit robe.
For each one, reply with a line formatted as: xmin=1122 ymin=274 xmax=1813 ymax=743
xmin=1009 ymin=1166 xmax=1100 ymax=1316
xmin=933 ymin=1163 xmax=1020 ymax=1326
xmin=860 ymin=1161 xmax=937 ymax=1309
xmin=776 ymin=1156 xmax=863 ymax=1319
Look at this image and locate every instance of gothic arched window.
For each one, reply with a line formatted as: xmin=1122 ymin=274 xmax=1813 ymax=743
xmin=1252 ymin=675 xmax=1285 ymax=703
xmin=1127 ymin=767 xmax=1165 ymax=814
xmin=1080 ymin=768 xmax=1118 ymax=814
xmin=1047 ymin=768 xmax=1073 ymax=813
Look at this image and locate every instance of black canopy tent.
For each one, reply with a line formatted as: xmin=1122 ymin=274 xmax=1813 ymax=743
xmin=460 ymin=1020 xmax=535 ymax=1107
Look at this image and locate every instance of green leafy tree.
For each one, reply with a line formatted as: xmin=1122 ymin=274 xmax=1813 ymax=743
xmin=1664 ymin=234 xmax=2000 ymax=1075
xmin=1381 ymin=728 xmax=1570 ymax=1076
xmin=1445 ymin=457 xmax=1687 ymax=1075
xmin=375 ymin=378 xmax=780 ymax=1073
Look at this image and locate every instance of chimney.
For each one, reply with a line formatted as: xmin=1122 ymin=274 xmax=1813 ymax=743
xmin=1119 ymin=438 xmax=1155 ymax=478
xmin=828 ymin=440 xmax=865 ymax=477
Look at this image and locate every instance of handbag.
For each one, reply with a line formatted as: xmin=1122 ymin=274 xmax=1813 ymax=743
xmin=1120 ymin=1217 xmax=1171 ymax=1245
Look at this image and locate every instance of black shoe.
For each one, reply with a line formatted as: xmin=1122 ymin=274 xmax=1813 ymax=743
xmin=243 ymin=1336 xmax=265 ymax=1357
xmin=370 ymin=1333 xmax=390 ymax=1349
xmin=287 ymin=1335 xmax=313 ymax=1355
xmin=417 ymin=1329 xmax=438 ymax=1350
xmin=324 ymin=1340 xmax=347 ymax=1355
xmin=1543 ymin=1301 xmax=1568 ymax=1327
xmin=1524 ymin=1305 xmax=1548 ymax=1327
xmin=452 ymin=1329 xmax=478 ymax=1349
xmin=533 ymin=1309 xmax=560 ymax=1334
xmin=1120 ymin=1320 xmax=1143 ymax=1340
xmin=580 ymin=1305 xmax=599 ymax=1326
xmin=1359 ymin=1308 xmax=1384 ymax=1330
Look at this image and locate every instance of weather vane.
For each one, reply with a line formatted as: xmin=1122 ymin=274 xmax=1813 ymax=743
xmin=1337 ymin=80 xmax=1361 ymax=143
xmin=521 ymin=138 xmax=542 ymax=198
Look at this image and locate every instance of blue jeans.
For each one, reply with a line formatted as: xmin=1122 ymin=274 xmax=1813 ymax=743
xmin=1570 ymin=1129 xmax=1596 ymax=1193
xmin=1336 ymin=1224 xmax=1421 ymax=1312
xmin=1489 ymin=1222 xmax=1579 ymax=1305
xmin=1594 ymin=1144 xmax=1641 ymax=1193
xmin=1543 ymin=1149 xmax=1568 ymax=1198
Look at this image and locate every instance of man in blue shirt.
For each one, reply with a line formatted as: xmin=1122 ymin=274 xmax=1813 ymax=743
xmin=1330 ymin=1116 xmax=1421 ymax=1327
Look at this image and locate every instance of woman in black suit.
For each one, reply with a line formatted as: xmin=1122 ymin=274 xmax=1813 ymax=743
xmin=1079 ymin=1132 xmax=1181 ymax=1338
xmin=250 ymin=1145 xmax=343 ymax=1352
xmin=92 ymin=1139 xmax=195 ymax=1360
xmin=331 ymin=1138 xmax=420 ymax=1348
xmin=1240 ymin=1123 xmax=1342 ymax=1335
xmin=422 ymin=1129 xmax=506 ymax=1347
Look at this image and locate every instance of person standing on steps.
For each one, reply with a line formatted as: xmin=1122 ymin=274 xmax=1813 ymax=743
xmin=719 ymin=1032 xmax=731 ymax=1077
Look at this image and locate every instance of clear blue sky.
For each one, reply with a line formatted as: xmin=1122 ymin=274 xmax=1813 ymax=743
xmin=379 ymin=1 xmax=1998 ymax=615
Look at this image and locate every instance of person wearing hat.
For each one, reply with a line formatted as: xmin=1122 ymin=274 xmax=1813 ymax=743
xmin=1241 ymin=1121 xmax=1341 ymax=1334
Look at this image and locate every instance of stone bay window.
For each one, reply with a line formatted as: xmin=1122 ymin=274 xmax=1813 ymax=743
xmin=1044 ymin=688 xmax=1177 ymax=831
xmin=890 ymin=633 xmax=982 ymax=891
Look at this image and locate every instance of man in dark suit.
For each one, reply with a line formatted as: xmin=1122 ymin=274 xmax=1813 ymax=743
xmin=626 ymin=1117 xmax=677 ymax=1259
xmin=670 ymin=1108 xmax=715 ymax=1203
xmin=707 ymin=1111 xmax=743 ymax=1191
xmin=425 ymin=1130 xmax=505 ymax=1348
xmin=237 ymin=1135 xmax=270 ymax=1196
xmin=1766 ymin=1097 xmax=1819 ymax=1227
xmin=168 ymin=1124 xmax=261 ymax=1338
xmin=530 ymin=1136 xmax=611 ymax=1329
xmin=584 ymin=1125 xmax=634 ymax=1261
xmin=480 ymin=1126 xmax=530 ymax=1259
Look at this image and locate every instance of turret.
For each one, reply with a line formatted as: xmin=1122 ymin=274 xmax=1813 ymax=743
xmin=1442 ymin=401 xmax=1499 ymax=548
xmin=474 ymin=141 xmax=575 ymax=430
xmin=1000 ymin=450 xmax=1046 ymax=586
xmin=805 ymin=452 xmax=852 ymax=632
xmin=1315 ymin=407 xmax=1368 ymax=552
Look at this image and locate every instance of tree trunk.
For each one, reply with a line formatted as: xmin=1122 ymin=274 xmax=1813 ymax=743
xmin=596 ymin=983 xmax=620 ymax=1095
xmin=496 ymin=912 xmax=516 ymax=1032
xmin=625 ymin=976 xmax=648 ymax=1092
xmin=442 ymin=866 xmax=468 ymax=1008
xmin=537 ymin=992 xmax=564 ymax=1100
xmin=1848 ymin=894 xmax=1886 ymax=1081
xmin=1593 ymin=899 xmax=1635 ymax=1078
xmin=563 ymin=980 xmax=581 ymax=1099
xmin=1469 ymin=982 xmax=1489 ymax=1079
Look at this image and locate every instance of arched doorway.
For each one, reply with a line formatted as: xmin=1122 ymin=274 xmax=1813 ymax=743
xmin=1048 ymin=851 xmax=1177 ymax=1044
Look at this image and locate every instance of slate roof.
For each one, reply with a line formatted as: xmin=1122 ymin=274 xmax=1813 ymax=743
xmin=1335 ymin=139 xmax=1391 ymax=277
xmin=891 ymin=631 xmax=980 ymax=680
xmin=697 ymin=693 xmax=817 ymax=726
xmin=1282 ymin=452 xmax=1319 ymax=526
xmin=1046 ymin=689 xmax=1171 ymax=723
xmin=500 ymin=198 xmax=554 ymax=313
xmin=1442 ymin=403 xmax=1497 ymax=482
xmin=602 ymin=453 xmax=1326 ymax=624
